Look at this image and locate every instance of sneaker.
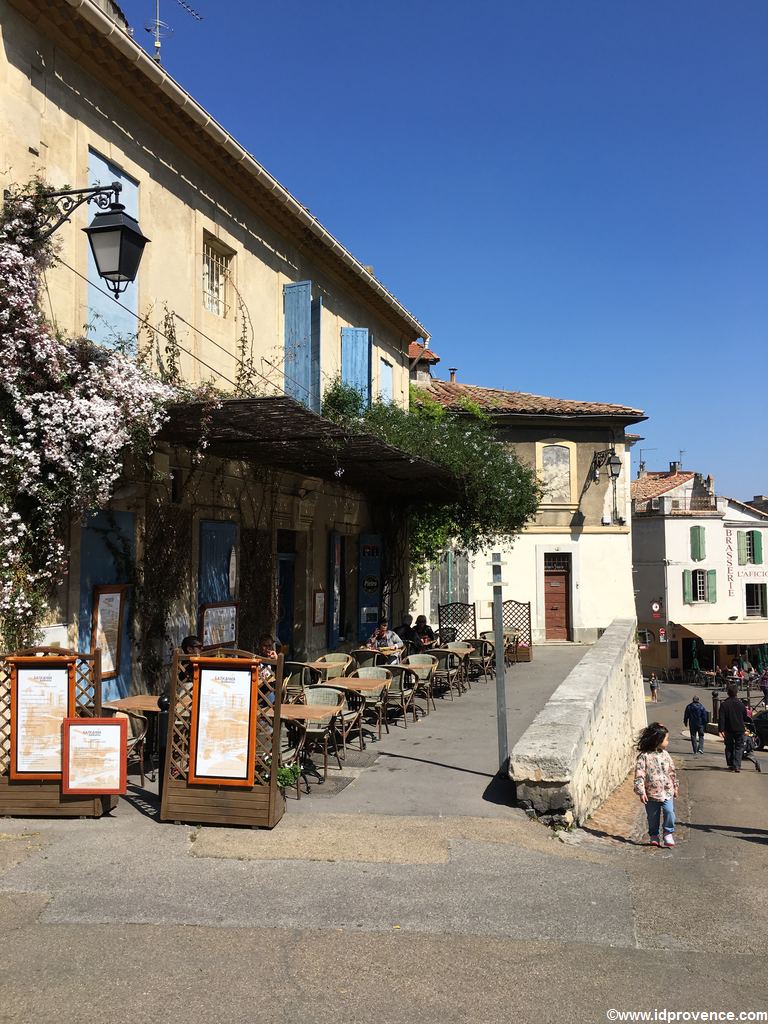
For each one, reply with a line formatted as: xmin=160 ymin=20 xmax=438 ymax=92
xmin=649 ymin=837 xmax=661 ymax=847
xmin=664 ymin=834 xmax=675 ymax=847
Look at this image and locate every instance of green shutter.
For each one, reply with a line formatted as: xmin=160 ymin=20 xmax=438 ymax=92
xmin=690 ymin=525 xmax=705 ymax=561
xmin=737 ymin=531 xmax=747 ymax=565
xmin=683 ymin=570 xmax=693 ymax=604
xmin=751 ymin=530 xmax=763 ymax=565
xmin=707 ymin=569 xmax=717 ymax=603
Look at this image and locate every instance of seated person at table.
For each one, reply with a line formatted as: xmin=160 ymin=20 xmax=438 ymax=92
xmin=367 ymin=618 xmax=403 ymax=662
xmin=179 ymin=635 xmax=204 ymax=683
xmin=395 ymin=614 xmax=422 ymax=651
xmin=414 ymin=615 xmax=437 ymax=648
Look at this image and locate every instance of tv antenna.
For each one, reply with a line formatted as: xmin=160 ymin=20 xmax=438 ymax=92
xmin=637 ymin=447 xmax=657 ymax=476
xmin=145 ymin=0 xmax=203 ymax=64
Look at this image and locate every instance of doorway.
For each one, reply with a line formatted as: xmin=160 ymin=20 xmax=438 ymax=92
xmin=544 ymin=552 xmax=571 ymax=641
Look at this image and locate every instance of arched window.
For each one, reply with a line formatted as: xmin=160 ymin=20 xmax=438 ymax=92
xmin=540 ymin=444 xmax=572 ymax=504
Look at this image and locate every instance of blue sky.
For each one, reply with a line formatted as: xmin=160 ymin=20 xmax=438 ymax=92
xmin=121 ymin=0 xmax=767 ymax=498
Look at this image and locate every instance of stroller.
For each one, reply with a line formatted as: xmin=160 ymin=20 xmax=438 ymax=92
xmin=743 ymin=727 xmax=762 ymax=773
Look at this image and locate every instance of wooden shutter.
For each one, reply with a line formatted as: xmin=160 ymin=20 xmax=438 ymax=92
xmin=284 ymin=281 xmax=312 ymax=407
xmin=682 ymin=570 xmax=693 ymax=604
xmin=707 ymin=569 xmax=717 ymax=603
xmin=751 ymin=530 xmax=763 ymax=565
xmin=737 ymin=531 xmax=747 ymax=565
xmin=310 ymin=295 xmax=322 ymax=413
xmin=690 ymin=526 xmax=705 ymax=561
xmin=341 ymin=327 xmax=371 ymax=405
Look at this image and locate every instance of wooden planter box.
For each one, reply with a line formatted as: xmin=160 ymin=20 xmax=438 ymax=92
xmin=515 ymin=645 xmax=533 ymax=663
xmin=160 ymin=651 xmax=285 ymax=830
xmin=0 ymin=777 xmax=116 ymax=817
xmin=0 ymin=647 xmax=113 ymax=819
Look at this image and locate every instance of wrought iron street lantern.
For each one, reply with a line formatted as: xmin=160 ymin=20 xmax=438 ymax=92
xmin=4 ymin=180 xmax=149 ymax=297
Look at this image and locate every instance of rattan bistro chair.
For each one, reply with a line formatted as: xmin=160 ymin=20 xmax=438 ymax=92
xmin=301 ymin=685 xmax=343 ymax=780
xmin=385 ymin=665 xmax=418 ymax=728
xmin=445 ymin=642 xmax=474 ymax=690
xmin=279 ymin=722 xmax=308 ymax=799
xmin=351 ymin=648 xmax=386 ymax=670
xmin=114 ymin=709 xmax=148 ymax=787
xmin=283 ymin=661 xmax=311 ymax=703
xmin=403 ymin=654 xmax=438 ymax=714
xmin=465 ymin=638 xmax=493 ymax=683
xmin=431 ymin=648 xmax=462 ymax=700
xmin=314 ymin=653 xmax=354 ymax=682
xmin=348 ymin=667 xmax=391 ymax=740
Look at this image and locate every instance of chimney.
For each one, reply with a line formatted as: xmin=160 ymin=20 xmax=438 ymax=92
xmin=449 ymin=368 xmax=457 ymax=383
xmin=669 ymin=460 xmax=681 ymax=474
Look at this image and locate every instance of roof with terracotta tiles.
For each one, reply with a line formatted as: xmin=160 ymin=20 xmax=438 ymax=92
xmin=630 ymin=471 xmax=695 ymax=501
xmin=419 ymin=380 xmax=645 ymax=420
xmin=408 ymin=342 xmax=440 ymax=363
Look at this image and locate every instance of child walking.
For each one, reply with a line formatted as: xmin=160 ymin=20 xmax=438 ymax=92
xmin=634 ymin=722 xmax=678 ymax=848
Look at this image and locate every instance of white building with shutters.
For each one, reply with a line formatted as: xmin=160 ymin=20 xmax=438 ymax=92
xmin=632 ymin=466 xmax=768 ymax=675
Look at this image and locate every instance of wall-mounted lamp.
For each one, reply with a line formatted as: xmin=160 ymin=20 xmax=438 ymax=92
xmin=591 ymin=448 xmax=622 ymax=484
xmin=4 ymin=181 xmax=149 ymax=297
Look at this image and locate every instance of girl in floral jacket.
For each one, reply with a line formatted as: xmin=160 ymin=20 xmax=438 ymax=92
xmin=634 ymin=723 xmax=678 ymax=848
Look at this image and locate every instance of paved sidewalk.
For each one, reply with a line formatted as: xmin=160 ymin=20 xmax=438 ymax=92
xmin=291 ymin=644 xmax=587 ymax=817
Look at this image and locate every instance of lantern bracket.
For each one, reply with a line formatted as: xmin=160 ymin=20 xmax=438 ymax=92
xmin=3 ymin=182 xmax=122 ymax=240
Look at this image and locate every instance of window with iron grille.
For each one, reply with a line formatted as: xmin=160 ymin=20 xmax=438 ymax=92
xmin=746 ymin=583 xmax=767 ymax=617
xmin=544 ymin=552 xmax=571 ymax=572
xmin=202 ymin=236 xmax=233 ymax=317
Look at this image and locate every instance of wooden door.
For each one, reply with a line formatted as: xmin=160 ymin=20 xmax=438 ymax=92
xmin=544 ymin=571 xmax=570 ymax=640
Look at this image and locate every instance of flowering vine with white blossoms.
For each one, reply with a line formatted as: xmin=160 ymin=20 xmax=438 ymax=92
xmin=0 ymin=182 xmax=176 ymax=650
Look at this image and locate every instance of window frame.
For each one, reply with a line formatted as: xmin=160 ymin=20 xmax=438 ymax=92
xmin=691 ymin=569 xmax=707 ymax=603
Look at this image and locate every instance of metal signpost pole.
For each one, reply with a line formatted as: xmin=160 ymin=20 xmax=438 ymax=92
xmin=492 ymin=552 xmax=509 ymax=769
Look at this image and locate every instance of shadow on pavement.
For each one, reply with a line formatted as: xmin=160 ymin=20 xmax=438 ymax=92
xmin=481 ymin=772 xmax=516 ymax=807
xmin=377 ymin=751 xmax=495 ymax=779
xmin=682 ymin=821 xmax=768 ymax=845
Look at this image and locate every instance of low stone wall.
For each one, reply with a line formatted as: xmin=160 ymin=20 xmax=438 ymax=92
xmin=508 ymin=619 xmax=646 ymax=824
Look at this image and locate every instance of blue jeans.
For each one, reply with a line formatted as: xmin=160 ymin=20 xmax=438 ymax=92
xmin=690 ymin=728 xmax=705 ymax=753
xmin=645 ymin=797 xmax=675 ymax=838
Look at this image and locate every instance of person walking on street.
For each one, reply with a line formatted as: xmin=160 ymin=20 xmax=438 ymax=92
xmin=634 ymin=722 xmax=679 ymax=848
xmin=759 ymin=669 xmax=768 ymax=708
xmin=718 ymin=683 xmax=748 ymax=772
xmin=683 ymin=695 xmax=709 ymax=754
xmin=649 ymin=673 xmax=660 ymax=703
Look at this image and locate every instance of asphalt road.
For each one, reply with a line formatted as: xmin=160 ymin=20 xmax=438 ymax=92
xmin=1 ymin=662 xmax=767 ymax=1023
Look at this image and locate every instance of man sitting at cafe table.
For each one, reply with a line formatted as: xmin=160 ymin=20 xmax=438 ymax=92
xmin=395 ymin=613 xmax=422 ymax=652
xmin=367 ymin=618 xmax=404 ymax=663
xmin=414 ymin=615 xmax=437 ymax=648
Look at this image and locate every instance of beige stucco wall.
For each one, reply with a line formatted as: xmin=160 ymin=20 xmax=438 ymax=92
xmin=0 ymin=0 xmax=414 ymax=406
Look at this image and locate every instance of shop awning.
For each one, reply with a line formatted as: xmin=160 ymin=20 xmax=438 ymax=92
xmin=680 ymin=622 xmax=768 ymax=646
xmin=159 ymin=395 xmax=458 ymax=501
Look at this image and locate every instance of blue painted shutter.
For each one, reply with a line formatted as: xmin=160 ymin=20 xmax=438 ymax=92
xmin=379 ymin=358 xmax=393 ymax=403
xmin=284 ymin=281 xmax=312 ymax=407
xmin=87 ymin=150 xmax=139 ymax=347
xmin=341 ymin=327 xmax=371 ymax=405
xmin=78 ymin=511 xmax=135 ymax=701
xmin=198 ymin=521 xmax=238 ymax=604
xmin=310 ymin=295 xmax=322 ymax=413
